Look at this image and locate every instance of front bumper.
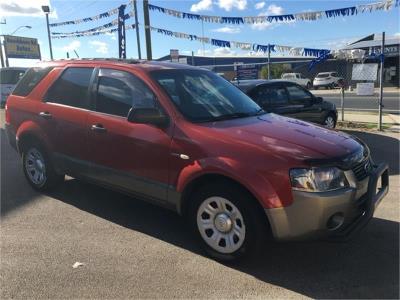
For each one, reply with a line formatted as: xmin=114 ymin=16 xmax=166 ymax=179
xmin=265 ymin=162 xmax=389 ymax=241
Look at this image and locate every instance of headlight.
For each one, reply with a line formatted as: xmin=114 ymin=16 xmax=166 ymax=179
xmin=290 ymin=167 xmax=349 ymax=192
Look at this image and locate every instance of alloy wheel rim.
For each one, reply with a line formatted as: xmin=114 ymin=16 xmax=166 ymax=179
xmin=25 ymin=148 xmax=47 ymax=186
xmin=197 ymin=196 xmax=246 ymax=254
xmin=325 ymin=116 xmax=335 ymax=128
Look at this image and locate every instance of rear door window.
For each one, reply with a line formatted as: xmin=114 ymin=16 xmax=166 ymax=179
xmin=12 ymin=67 xmax=53 ymax=96
xmin=95 ymin=68 xmax=157 ymax=117
xmin=44 ymin=67 xmax=94 ymax=109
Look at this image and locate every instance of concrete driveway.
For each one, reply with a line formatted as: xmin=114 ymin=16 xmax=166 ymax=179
xmin=1 ymin=111 xmax=399 ymax=299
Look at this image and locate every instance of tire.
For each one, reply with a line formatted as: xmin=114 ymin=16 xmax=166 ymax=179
xmin=306 ymin=82 xmax=312 ymax=90
xmin=22 ymin=143 xmax=64 ymax=191
xmin=188 ymin=181 xmax=269 ymax=261
xmin=314 ymin=86 xmax=319 ymax=90
xmin=323 ymin=113 xmax=337 ymax=129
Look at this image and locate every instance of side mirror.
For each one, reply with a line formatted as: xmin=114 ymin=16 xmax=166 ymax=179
xmin=127 ymin=107 xmax=169 ymax=127
xmin=314 ymin=97 xmax=323 ymax=104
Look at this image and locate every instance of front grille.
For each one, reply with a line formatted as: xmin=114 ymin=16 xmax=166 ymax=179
xmin=352 ymin=158 xmax=373 ymax=181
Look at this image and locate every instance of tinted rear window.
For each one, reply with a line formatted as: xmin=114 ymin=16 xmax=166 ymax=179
xmin=0 ymin=69 xmax=26 ymax=84
xmin=12 ymin=67 xmax=53 ymax=96
xmin=44 ymin=67 xmax=94 ymax=109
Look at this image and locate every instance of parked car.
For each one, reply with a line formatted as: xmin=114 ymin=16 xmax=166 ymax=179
xmin=281 ymin=73 xmax=312 ymax=89
xmin=313 ymin=72 xmax=344 ymax=89
xmin=236 ymin=79 xmax=338 ymax=128
xmin=0 ymin=67 xmax=27 ymax=108
xmin=5 ymin=60 xmax=388 ymax=261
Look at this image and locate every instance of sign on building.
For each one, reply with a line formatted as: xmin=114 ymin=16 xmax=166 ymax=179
xmin=3 ymin=35 xmax=41 ymax=59
xmin=351 ymin=63 xmax=378 ymax=81
xmin=170 ymin=49 xmax=179 ymax=62
xmin=236 ymin=64 xmax=258 ymax=80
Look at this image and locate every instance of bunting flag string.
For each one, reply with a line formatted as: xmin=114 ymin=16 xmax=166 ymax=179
xmin=51 ymin=13 xmax=132 ymax=36
xmin=148 ymin=0 xmax=395 ymax=25
xmin=49 ymin=2 xmax=133 ymax=27
xmin=51 ymin=24 xmax=135 ymax=39
xmin=149 ymin=25 xmax=331 ymax=57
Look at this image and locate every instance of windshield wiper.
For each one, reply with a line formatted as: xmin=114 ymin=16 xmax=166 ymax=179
xmin=198 ymin=112 xmax=253 ymax=122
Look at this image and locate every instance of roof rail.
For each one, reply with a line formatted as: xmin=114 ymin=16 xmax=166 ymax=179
xmin=43 ymin=58 xmax=147 ymax=64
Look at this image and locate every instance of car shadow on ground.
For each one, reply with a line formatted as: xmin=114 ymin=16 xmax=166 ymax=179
xmin=47 ymin=178 xmax=399 ymax=299
xmin=2 ymin=126 xmax=399 ymax=298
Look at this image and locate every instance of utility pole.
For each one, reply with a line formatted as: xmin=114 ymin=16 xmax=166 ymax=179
xmin=267 ymin=44 xmax=271 ymax=79
xmin=0 ymin=38 xmax=5 ymax=67
xmin=143 ymin=0 xmax=152 ymax=60
xmin=133 ymin=0 xmax=141 ymax=59
xmin=42 ymin=6 xmax=53 ymax=60
xmin=378 ymin=32 xmax=385 ymax=131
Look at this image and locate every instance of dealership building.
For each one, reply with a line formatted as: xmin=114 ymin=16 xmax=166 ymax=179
xmin=158 ymin=35 xmax=400 ymax=87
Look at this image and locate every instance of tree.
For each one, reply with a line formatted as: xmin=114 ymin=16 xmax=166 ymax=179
xmin=260 ymin=64 xmax=291 ymax=79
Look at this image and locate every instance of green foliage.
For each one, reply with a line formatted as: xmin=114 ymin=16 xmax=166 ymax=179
xmin=260 ymin=64 xmax=291 ymax=79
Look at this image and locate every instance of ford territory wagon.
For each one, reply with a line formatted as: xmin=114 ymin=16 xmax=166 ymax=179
xmin=5 ymin=59 xmax=389 ymax=260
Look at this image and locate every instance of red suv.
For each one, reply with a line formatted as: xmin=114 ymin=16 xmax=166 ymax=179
xmin=5 ymin=59 xmax=389 ymax=260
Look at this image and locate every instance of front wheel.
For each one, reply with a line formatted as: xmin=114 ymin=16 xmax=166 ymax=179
xmin=189 ymin=182 xmax=269 ymax=261
xmin=324 ymin=113 xmax=337 ymax=129
xmin=22 ymin=144 xmax=64 ymax=191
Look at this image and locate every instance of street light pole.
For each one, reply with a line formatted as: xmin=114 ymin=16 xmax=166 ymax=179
xmin=9 ymin=25 xmax=32 ymax=36
xmin=42 ymin=6 xmax=53 ymax=60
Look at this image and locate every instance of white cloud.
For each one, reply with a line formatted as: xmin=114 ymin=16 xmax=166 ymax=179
xmin=251 ymin=22 xmax=275 ymax=31
xmin=251 ymin=4 xmax=285 ymax=30
xmin=105 ymin=32 xmax=117 ymax=40
xmin=191 ymin=0 xmax=212 ymax=12
xmin=62 ymin=40 xmax=80 ymax=52
xmin=217 ymin=0 xmax=247 ymax=11
xmin=254 ymin=1 xmax=265 ymax=10
xmin=0 ymin=0 xmax=57 ymax=18
xmin=212 ymin=26 xmax=241 ymax=34
xmin=266 ymin=4 xmax=284 ymax=15
xmin=89 ymin=40 xmax=109 ymax=55
xmin=197 ymin=47 xmax=236 ymax=56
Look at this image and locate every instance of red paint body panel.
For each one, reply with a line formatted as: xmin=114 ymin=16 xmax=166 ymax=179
xmin=5 ymin=60 xmax=362 ymax=210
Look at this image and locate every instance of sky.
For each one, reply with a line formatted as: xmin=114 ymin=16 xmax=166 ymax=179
xmin=0 ymin=0 xmax=399 ymax=66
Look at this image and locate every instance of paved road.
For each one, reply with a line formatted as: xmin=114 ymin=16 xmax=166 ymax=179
xmin=314 ymin=91 xmax=399 ymax=113
xmin=1 ymin=112 xmax=399 ymax=299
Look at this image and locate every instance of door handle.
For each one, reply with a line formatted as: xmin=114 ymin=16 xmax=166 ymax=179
xmin=91 ymin=124 xmax=107 ymax=132
xmin=39 ymin=111 xmax=52 ymax=119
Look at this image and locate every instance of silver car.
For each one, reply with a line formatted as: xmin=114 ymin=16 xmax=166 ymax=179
xmin=0 ymin=67 xmax=27 ymax=108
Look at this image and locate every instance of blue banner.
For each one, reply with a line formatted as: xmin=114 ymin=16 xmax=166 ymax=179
xmin=118 ymin=5 xmax=126 ymax=59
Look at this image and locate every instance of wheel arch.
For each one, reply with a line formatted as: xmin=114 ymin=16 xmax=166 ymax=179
xmin=179 ymin=173 xmax=268 ymax=222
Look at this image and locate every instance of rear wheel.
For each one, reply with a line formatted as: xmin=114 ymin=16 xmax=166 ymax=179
xmin=188 ymin=182 xmax=269 ymax=261
xmin=22 ymin=143 xmax=64 ymax=191
xmin=306 ymin=82 xmax=312 ymax=90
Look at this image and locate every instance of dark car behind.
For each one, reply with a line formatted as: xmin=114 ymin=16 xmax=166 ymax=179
xmin=235 ymin=79 xmax=338 ymax=128
xmin=0 ymin=67 xmax=27 ymax=108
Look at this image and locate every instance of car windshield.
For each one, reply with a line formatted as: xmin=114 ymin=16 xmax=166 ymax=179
xmin=151 ymin=69 xmax=264 ymax=122
xmin=316 ymin=73 xmax=330 ymax=78
xmin=0 ymin=69 xmax=26 ymax=84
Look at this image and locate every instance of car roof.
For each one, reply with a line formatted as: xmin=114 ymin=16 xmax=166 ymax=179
xmin=234 ymin=79 xmax=295 ymax=92
xmin=37 ymin=58 xmax=200 ymax=73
